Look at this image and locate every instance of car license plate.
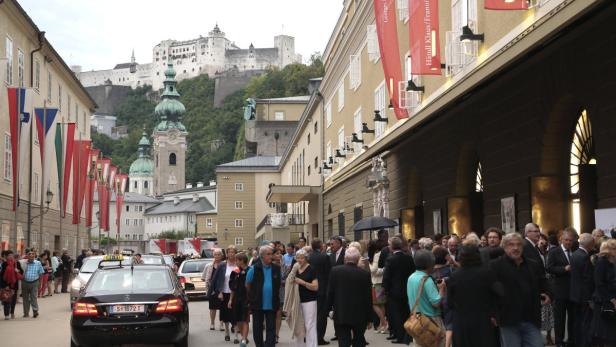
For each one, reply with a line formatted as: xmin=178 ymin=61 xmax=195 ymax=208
xmin=110 ymin=304 xmax=144 ymax=314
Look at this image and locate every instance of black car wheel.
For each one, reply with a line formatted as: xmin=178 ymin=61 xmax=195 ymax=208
xmin=175 ymin=333 xmax=188 ymax=347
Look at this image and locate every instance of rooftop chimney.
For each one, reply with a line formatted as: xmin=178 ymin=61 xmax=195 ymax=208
xmin=192 ymin=194 xmax=199 ymax=202
xmin=173 ymin=196 xmax=180 ymax=205
xmin=186 ymin=183 xmax=193 ymax=189
xmin=196 ymin=182 xmax=204 ymax=188
xmin=209 ymin=180 xmax=216 ymax=186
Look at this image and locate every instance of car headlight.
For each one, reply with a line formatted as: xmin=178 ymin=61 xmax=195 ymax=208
xmin=71 ymin=279 xmax=82 ymax=290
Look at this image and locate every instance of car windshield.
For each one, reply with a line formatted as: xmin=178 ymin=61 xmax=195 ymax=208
xmin=87 ymin=268 xmax=172 ymax=293
xmin=141 ymin=255 xmax=164 ymax=265
xmin=80 ymin=257 xmax=132 ymax=273
xmin=181 ymin=261 xmax=209 ymax=273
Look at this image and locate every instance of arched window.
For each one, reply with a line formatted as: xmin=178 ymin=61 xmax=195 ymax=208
xmin=144 ymin=181 xmax=149 ymax=189
xmin=475 ymin=162 xmax=484 ymax=193
xmin=570 ymin=110 xmax=595 ymax=232
xmin=134 ymin=181 xmax=138 ymax=189
xmin=169 ymin=153 xmax=176 ymax=166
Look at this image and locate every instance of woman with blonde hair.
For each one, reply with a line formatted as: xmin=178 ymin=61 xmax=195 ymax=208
xmin=284 ymin=249 xmax=318 ymax=347
xmin=590 ymin=239 xmax=616 ymax=346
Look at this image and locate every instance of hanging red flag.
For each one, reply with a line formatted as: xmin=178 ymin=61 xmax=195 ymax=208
xmin=190 ymin=238 xmax=201 ymax=253
xmin=85 ymin=148 xmax=100 ymax=228
xmin=96 ymin=158 xmax=111 ymax=231
xmin=373 ymin=0 xmax=408 ymax=120
xmin=485 ymin=0 xmax=528 ymax=10
xmin=72 ymin=141 xmax=91 ymax=224
xmin=154 ymin=239 xmax=167 ymax=254
xmin=410 ymin=0 xmax=442 ymax=75
xmin=60 ymin=123 xmax=76 ymax=218
xmin=115 ymin=173 xmax=128 ymax=233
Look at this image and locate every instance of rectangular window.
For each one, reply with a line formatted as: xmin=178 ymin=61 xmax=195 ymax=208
xmin=314 ymin=156 xmax=318 ymax=169
xmin=235 ymin=201 xmax=244 ymax=209
xmin=353 ymin=108 xmax=363 ymax=153
xmin=268 ymin=202 xmax=277 ymax=209
xmin=234 ymin=183 xmax=244 ymax=192
xmin=58 ymin=84 xmax=62 ymax=111
xmin=139 ymin=219 xmax=143 ymax=226
xmin=206 ymin=218 xmax=213 ymax=228
xmin=337 ymin=127 xmax=345 ymax=159
xmin=337 ymin=82 xmax=345 ymax=112
xmin=125 ymin=219 xmax=129 ymax=225
xmin=67 ymin=95 xmax=71 ymax=119
xmin=47 ymin=71 xmax=52 ymax=101
xmin=5 ymin=36 xmax=13 ymax=85
xmin=326 ymin=142 xmax=332 ymax=166
xmin=374 ymin=81 xmax=387 ymax=138
xmin=325 ymin=102 xmax=332 ymax=128
xmin=4 ymin=134 xmax=12 ymax=181
xmin=234 ymin=219 xmax=243 ymax=228
xmin=307 ymin=165 xmax=311 ymax=176
xmin=366 ymin=25 xmax=380 ymax=62
xmin=34 ymin=173 xmax=39 ymax=202
xmin=126 ymin=205 xmax=129 ymax=212
xmin=234 ymin=237 xmax=244 ymax=246
xmin=314 ymin=121 xmax=318 ymax=134
xmin=349 ymin=54 xmax=361 ymax=90
xmin=133 ymin=219 xmax=138 ymax=226
xmin=17 ymin=49 xmax=24 ymax=87
xmin=34 ymin=60 xmax=40 ymax=91
xmin=274 ymin=111 xmax=284 ymax=120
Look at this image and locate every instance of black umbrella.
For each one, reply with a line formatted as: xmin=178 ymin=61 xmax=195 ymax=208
xmin=351 ymin=216 xmax=398 ymax=232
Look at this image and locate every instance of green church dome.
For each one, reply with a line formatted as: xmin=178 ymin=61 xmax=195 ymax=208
xmin=154 ymin=63 xmax=187 ymax=132
xmin=129 ymin=130 xmax=154 ymax=177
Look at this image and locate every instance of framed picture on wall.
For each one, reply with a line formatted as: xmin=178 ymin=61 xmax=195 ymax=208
xmin=433 ymin=209 xmax=442 ymax=235
xmin=501 ymin=196 xmax=517 ymax=233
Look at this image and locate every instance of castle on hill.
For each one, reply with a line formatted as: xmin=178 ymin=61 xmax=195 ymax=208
xmin=73 ymin=24 xmax=301 ymax=90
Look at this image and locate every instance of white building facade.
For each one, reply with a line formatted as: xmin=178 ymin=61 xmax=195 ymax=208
xmin=92 ymin=192 xmax=161 ymax=241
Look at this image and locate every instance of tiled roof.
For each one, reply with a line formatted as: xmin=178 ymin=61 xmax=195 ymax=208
xmin=93 ymin=192 xmax=161 ymax=204
xmin=144 ymin=197 xmax=215 ymax=215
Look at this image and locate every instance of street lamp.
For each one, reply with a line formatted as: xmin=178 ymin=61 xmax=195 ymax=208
xmin=30 ymin=188 xmax=54 ymax=222
xmin=224 ymin=228 xmax=228 ymax=240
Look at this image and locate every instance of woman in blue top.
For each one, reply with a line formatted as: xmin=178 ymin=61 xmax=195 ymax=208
xmin=407 ymin=249 xmax=446 ymax=347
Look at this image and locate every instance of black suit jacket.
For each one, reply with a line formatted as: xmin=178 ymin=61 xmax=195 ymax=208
xmin=523 ymin=239 xmax=544 ymax=269
xmin=569 ymin=248 xmax=594 ymax=303
xmin=329 ymin=248 xmax=346 ymax=267
xmin=308 ymin=250 xmax=331 ymax=297
xmin=546 ymin=246 xmax=572 ymax=300
xmin=480 ymin=246 xmax=505 ymax=265
xmin=327 ymin=263 xmax=372 ymax=326
xmin=382 ymin=251 xmax=415 ymax=301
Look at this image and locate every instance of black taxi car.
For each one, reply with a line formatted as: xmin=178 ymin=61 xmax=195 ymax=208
xmin=70 ymin=256 xmax=189 ymax=347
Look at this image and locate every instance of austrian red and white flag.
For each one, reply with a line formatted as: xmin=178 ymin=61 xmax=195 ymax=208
xmin=410 ymin=0 xmax=442 ymax=75
xmin=485 ymin=0 xmax=528 ymax=10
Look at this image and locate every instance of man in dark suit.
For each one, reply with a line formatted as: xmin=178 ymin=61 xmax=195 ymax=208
xmin=329 ymin=236 xmax=346 ymax=267
xmin=547 ymin=229 xmax=576 ymax=347
xmin=569 ymin=233 xmax=595 ymax=347
xmin=480 ymin=227 xmax=505 ymax=264
xmin=327 ymin=247 xmax=372 ymax=347
xmin=523 ymin=223 xmax=545 ymax=269
xmin=309 ymin=238 xmax=332 ymax=345
xmin=382 ymin=236 xmax=415 ymax=344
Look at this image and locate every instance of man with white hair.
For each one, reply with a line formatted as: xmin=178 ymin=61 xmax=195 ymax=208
xmin=569 ymin=233 xmax=595 ymax=347
xmin=522 ymin=223 xmax=545 ymax=268
xmin=327 ymin=247 xmax=372 ymax=347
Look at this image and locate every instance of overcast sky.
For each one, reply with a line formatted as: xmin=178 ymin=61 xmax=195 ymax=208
xmin=18 ymin=0 xmax=342 ymax=71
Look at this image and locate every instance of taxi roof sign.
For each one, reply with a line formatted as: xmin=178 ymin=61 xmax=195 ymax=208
xmin=103 ymin=255 xmax=124 ymax=261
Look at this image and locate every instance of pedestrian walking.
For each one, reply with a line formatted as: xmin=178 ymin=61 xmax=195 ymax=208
xmin=204 ymin=248 xmax=224 ymax=331
xmin=246 ymin=245 xmax=281 ymax=347
xmin=272 ymin=247 xmax=285 ymax=342
xmin=37 ymin=252 xmax=51 ymax=298
xmin=430 ymin=246 xmax=454 ymax=347
xmin=60 ymin=249 xmax=73 ymax=293
xmin=53 ymin=250 xmax=62 ymax=293
xmin=212 ymin=245 xmax=239 ymax=342
xmin=327 ymin=247 xmax=372 ymax=347
xmin=285 ymin=249 xmax=318 ymax=347
xmin=537 ymin=233 xmax=555 ymax=346
xmin=368 ymin=239 xmax=388 ymax=334
xmin=0 ymin=250 xmax=23 ymax=320
xmin=229 ymin=252 xmax=250 ymax=347
xmin=547 ymin=229 xmax=576 ymax=347
xmin=308 ymin=238 xmax=331 ymax=345
xmin=21 ymin=250 xmax=45 ymax=318
xmin=383 ymin=236 xmax=415 ymax=344
xmin=589 ymin=239 xmax=616 ymax=346
xmin=480 ymin=228 xmax=505 ymax=264
xmin=406 ymin=249 xmax=446 ymax=347
xmin=490 ymin=232 xmax=551 ymax=347
xmin=446 ymin=245 xmax=499 ymax=347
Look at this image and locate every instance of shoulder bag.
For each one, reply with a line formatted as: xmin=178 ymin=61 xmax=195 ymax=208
xmin=404 ymin=275 xmax=445 ymax=347
xmin=0 ymin=287 xmax=15 ymax=303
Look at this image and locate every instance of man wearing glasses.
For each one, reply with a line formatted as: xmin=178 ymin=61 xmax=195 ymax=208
xmin=522 ymin=223 xmax=545 ymax=270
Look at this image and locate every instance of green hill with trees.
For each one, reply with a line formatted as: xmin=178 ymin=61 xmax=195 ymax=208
xmin=92 ymin=57 xmax=324 ymax=185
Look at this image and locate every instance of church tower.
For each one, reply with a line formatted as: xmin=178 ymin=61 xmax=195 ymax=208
xmin=128 ymin=129 xmax=154 ymax=196
xmin=152 ymin=63 xmax=187 ymax=195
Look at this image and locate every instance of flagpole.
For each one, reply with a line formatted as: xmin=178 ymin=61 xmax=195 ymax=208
xmin=38 ymin=104 xmax=46 ymax=251
xmin=59 ymin=117 xmax=64 ymax=254
xmin=26 ymin=91 xmax=34 ymax=249
xmin=76 ymin=132 xmax=81 ymax=256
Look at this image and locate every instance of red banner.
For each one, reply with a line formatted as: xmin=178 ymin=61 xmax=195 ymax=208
xmin=410 ymin=0 xmax=442 ymax=75
xmin=373 ymin=0 xmax=408 ymax=120
xmin=62 ymin=123 xmax=76 ymax=218
xmin=96 ymin=158 xmax=111 ymax=231
xmin=72 ymin=141 xmax=91 ymax=224
xmin=190 ymin=238 xmax=201 ymax=253
xmin=154 ymin=239 xmax=167 ymax=254
xmin=485 ymin=0 xmax=528 ymax=10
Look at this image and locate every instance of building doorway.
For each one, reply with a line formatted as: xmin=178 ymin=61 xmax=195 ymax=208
xmin=569 ymin=110 xmax=597 ymax=233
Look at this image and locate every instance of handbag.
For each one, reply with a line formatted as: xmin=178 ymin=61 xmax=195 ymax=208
xmin=0 ymin=287 xmax=15 ymax=303
xmin=404 ymin=275 xmax=445 ymax=347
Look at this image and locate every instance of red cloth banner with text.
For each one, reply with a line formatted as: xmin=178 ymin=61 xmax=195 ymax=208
xmin=410 ymin=0 xmax=442 ymax=75
xmin=485 ymin=0 xmax=528 ymax=10
xmin=373 ymin=0 xmax=408 ymax=120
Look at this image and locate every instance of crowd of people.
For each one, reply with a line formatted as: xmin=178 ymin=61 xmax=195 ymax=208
xmin=203 ymin=226 xmax=616 ymax=347
xmin=0 ymin=248 xmax=75 ymax=320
